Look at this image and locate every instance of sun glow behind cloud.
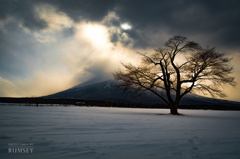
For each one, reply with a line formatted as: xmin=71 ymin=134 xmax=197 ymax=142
xmin=80 ymin=23 xmax=111 ymax=49
xmin=73 ymin=21 xmax=139 ymax=62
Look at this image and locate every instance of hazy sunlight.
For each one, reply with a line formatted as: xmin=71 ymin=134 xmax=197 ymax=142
xmin=82 ymin=24 xmax=111 ymax=48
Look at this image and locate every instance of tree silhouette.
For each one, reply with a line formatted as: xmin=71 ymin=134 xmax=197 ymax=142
xmin=114 ymin=36 xmax=236 ymax=114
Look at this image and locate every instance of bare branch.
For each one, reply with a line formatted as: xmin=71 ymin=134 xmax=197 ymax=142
xmin=113 ymin=36 xmax=237 ymax=114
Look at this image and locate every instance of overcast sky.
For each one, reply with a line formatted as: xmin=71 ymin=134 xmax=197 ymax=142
xmin=0 ymin=0 xmax=240 ymax=101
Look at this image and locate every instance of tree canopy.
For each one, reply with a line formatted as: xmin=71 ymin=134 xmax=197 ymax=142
xmin=114 ymin=36 xmax=236 ymax=114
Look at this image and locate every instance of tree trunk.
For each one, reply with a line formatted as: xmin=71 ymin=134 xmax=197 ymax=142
xmin=169 ymin=102 xmax=179 ymax=115
xmin=170 ymin=107 xmax=179 ymax=115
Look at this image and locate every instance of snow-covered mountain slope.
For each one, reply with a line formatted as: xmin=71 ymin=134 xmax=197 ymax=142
xmin=45 ymin=80 xmax=240 ymax=106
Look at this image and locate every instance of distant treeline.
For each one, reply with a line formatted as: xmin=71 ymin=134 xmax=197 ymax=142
xmin=0 ymin=97 xmax=103 ymax=105
xmin=0 ymin=97 xmax=240 ymax=110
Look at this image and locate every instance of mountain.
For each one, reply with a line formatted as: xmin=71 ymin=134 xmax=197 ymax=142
xmin=70 ymin=75 xmax=111 ymax=89
xmin=45 ymin=80 xmax=240 ymax=107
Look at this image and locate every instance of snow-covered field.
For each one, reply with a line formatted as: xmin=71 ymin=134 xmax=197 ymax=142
xmin=0 ymin=105 xmax=240 ymax=159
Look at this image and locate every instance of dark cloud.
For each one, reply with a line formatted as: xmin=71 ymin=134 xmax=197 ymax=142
xmin=47 ymin=0 xmax=119 ymax=22
xmin=112 ymin=0 xmax=240 ymax=49
xmin=104 ymin=18 xmax=120 ymax=27
xmin=21 ymin=14 xmax=48 ymax=31
xmin=2 ymin=0 xmax=239 ymax=49
xmin=110 ymin=32 xmax=119 ymax=43
xmin=0 ymin=0 xmax=17 ymax=19
xmin=0 ymin=0 xmax=118 ymax=32
xmin=0 ymin=0 xmax=48 ymax=31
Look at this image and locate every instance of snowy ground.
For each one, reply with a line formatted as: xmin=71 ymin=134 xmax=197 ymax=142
xmin=0 ymin=105 xmax=240 ymax=159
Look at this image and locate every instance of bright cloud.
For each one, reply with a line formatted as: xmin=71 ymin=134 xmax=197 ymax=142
xmin=21 ymin=4 xmax=75 ymax=43
xmin=121 ymin=23 xmax=132 ymax=30
xmin=34 ymin=32 xmax=57 ymax=43
xmin=34 ymin=4 xmax=73 ymax=32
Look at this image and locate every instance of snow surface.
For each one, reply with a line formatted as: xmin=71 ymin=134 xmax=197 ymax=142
xmin=0 ymin=105 xmax=240 ymax=159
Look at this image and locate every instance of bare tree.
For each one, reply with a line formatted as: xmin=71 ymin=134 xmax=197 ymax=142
xmin=114 ymin=36 xmax=236 ymax=115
